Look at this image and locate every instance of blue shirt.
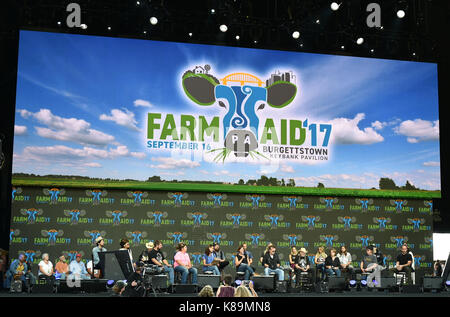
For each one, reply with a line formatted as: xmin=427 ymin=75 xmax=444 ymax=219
xmin=203 ymin=254 xmax=215 ymax=269
xmin=69 ymin=260 xmax=88 ymax=276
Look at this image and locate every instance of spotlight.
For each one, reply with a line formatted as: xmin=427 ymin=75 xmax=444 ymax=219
xmin=300 ymin=43 xmax=304 ymax=47
xmin=356 ymin=37 xmax=364 ymax=45
xmin=106 ymin=280 xmax=115 ymax=288
xmin=211 ymin=9 xmax=215 ymax=14
xmin=57 ymin=21 xmax=61 ymax=25
xmin=445 ymin=280 xmax=450 ymax=291
xmin=150 ymin=17 xmax=158 ymax=25
xmin=143 ymin=31 xmax=147 ymax=34
xmin=107 ymin=26 xmax=111 ymax=30
xmin=235 ymin=35 xmax=240 ymax=40
xmin=188 ymin=32 xmax=193 ymax=37
xmin=254 ymin=40 xmax=258 ymax=44
xmin=219 ymin=24 xmax=228 ymax=32
xmin=292 ymin=31 xmax=300 ymax=39
xmin=349 ymin=279 xmax=357 ymax=291
xmin=397 ymin=10 xmax=405 ymax=18
xmin=316 ymin=19 xmax=320 ymax=24
xmin=80 ymin=24 xmax=87 ymax=29
xmin=361 ymin=279 xmax=367 ymax=286
xmin=330 ymin=2 xmax=340 ymax=11
xmin=136 ymin=1 xmax=140 ymax=5
xmin=370 ymin=49 xmax=375 ymax=53
xmin=341 ymin=45 xmax=345 ymax=50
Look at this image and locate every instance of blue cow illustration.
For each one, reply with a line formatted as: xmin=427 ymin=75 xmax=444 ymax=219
xmin=288 ymin=197 xmax=297 ymax=208
xmin=25 ymin=252 xmax=36 ymax=263
xmin=26 ymin=209 xmax=40 ymax=223
xmin=288 ymin=236 xmax=297 ymax=245
xmin=191 ymin=254 xmax=202 ymax=265
xmin=232 ymin=215 xmax=242 ymax=225
xmin=192 ymin=214 xmax=203 ymax=225
xmin=377 ymin=219 xmax=387 ymax=229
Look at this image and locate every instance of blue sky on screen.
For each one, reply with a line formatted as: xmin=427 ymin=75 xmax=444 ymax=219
xmin=13 ymin=30 xmax=441 ymax=190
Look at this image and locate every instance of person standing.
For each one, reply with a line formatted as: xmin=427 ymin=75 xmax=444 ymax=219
xmin=120 ymin=238 xmax=135 ymax=271
xmin=92 ymin=236 xmax=107 ymax=276
xmin=262 ymin=245 xmax=284 ymax=281
xmin=149 ymin=240 xmax=174 ymax=286
xmin=173 ymin=243 xmax=198 ymax=284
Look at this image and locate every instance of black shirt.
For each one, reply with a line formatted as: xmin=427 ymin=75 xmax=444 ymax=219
xmin=149 ymin=249 xmax=165 ymax=265
xmin=262 ymin=253 xmax=281 ymax=270
xmin=396 ymin=253 xmax=412 ymax=266
xmin=325 ymin=256 xmax=340 ymax=268
xmin=213 ymin=250 xmax=225 ymax=260
xmin=236 ymin=253 xmax=248 ymax=266
xmin=123 ymin=271 xmax=144 ymax=297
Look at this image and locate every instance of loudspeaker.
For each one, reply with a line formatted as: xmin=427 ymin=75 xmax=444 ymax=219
xmin=252 ymin=275 xmax=275 ymax=291
xmin=150 ymin=274 xmax=169 ymax=289
xmin=174 ymin=284 xmax=197 ymax=293
xmin=198 ymin=274 xmax=220 ymax=289
xmin=33 ymin=278 xmax=54 ymax=293
xmin=10 ymin=280 xmax=22 ymax=293
xmin=81 ymin=279 xmax=108 ymax=293
xmin=402 ymin=285 xmax=422 ymax=293
xmin=275 ymin=280 xmax=287 ymax=293
xmin=328 ymin=277 xmax=345 ymax=291
xmin=423 ymin=277 xmax=443 ymax=290
xmin=379 ymin=277 xmax=396 ymax=289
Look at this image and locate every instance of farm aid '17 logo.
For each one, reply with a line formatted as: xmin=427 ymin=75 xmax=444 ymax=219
xmin=146 ymin=65 xmax=332 ymax=164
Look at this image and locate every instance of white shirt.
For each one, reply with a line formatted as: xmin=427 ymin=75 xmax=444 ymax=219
xmin=86 ymin=260 xmax=99 ymax=275
xmin=38 ymin=260 xmax=53 ymax=276
xmin=338 ymin=253 xmax=352 ymax=266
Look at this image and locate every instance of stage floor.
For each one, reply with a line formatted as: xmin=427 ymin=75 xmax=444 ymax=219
xmin=1 ymin=290 xmax=449 ymax=298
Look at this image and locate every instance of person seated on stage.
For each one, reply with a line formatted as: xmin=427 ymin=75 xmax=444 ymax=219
xmin=360 ymin=246 xmax=381 ymax=288
xmin=123 ymin=263 xmax=144 ymax=297
xmin=149 ymin=240 xmax=174 ymax=286
xmin=389 ymin=245 xmax=413 ymax=285
xmin=433 ymin=260 xmax=443 ymax=277
xmin=325 ymin=248 xmax=341 ymax=279
xmin=120 ymin=238 xmax=135 ymax=271
xmin=86 ymin=260 xmax=100 ymax=279
xmin=212 ymin=243 xmax=229 ymax=274
xmin=111 ymin=280 xmax=126 ymax=297
xmin=372 ymin=245 xmax=385 ymax=269
xmin=4 ymin=253 xmax=28 ymax=290
xmin=173 ymin=243 xmax=198 ymax=284
xmin=262 ymin=245 xmax=284 ymax=281
xmin=260 ymin=243 xmax=274 ymax=267
xmin=216 ymin=274 xmax=235 ymax=297
xmin=25 ymin=257 xmax=36 ymax=286
xmin=92 ymin=236 xmax=107 ymax=274
xmin=198 ymin=285 xmax=215 ymax=297
xmin=243 ymin=243 xmax=256 ymax=273
xmin=338 ymin=246 xmax=355 ymax=280
xmin=314 ymin=246 xmax=327 ymax=281
xmin=202 ymin=244 xmax=220 ymax=276
xmin=294 ymin=248 xmax=315 ymax=286
xmin=69 ymin=253 xmax=90 ymax=280
xmin=55 ymin=255 xmax=69 ymax=280
xmin=138 ymin=241 xmax=154 ymax=265
xmin=289 ymin=246 xmax=299 ymax=282
xmin=235 ymin=245 xmax=254 ymax=280
xmin=38 ymin=253 xmax=55 ymax=282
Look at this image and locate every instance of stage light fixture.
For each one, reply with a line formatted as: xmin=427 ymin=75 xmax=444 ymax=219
xmin=188 ymin=32 xmax=193 ymax=37
xmin=360 ymin=279 xmax=367 ymax=286
xmin=341 ymin=45 xmax=345 ymax=50
xmin=331 ymin=2 xmax=340 ymax=11
xmin=150 ymin=17 xmax=158 ymax=25
xmin=300 ymin=43 xmax=304 ymax=48
xmin=136 ymin=1 xmax=140 ymax=5
xmin=397 ymin=10 xmax=405 ymax=18
xmin=316 ymin=19 xmax=320 ymax=24
xmin=445 ymin=280 xmax=450 ymax=291
xmin=235 ymin=35 xmax=240 ymax=40
xmin=106 ymin=280 xmax=115 ymax=288
xmin=80 ymin=24 xmax=87 ymax=29
xmin=292 ymin=31 xmax=300 ymax=39
xmin=57 ymin=21 xmax=61 ymax=25
xmin=143 ymin=31 xmax=147 ymax=34
xmin=356 ymin=37 xmax=364 ymax=45
xmin=370 ymin=49 xmax=375 ymax=53
xmin=108 ymin=26 xmax=111 ymax=30
xmin=220 ymin=24 xmax=228 ymax=32
xmin=211 ymin=9 xmax=215 ymax=14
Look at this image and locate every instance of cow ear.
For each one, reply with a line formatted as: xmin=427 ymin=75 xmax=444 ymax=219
xmin=267 ymin=81 xmax=297 ymax=108
xmin=182 ymin=71 xmax=219 ymax=106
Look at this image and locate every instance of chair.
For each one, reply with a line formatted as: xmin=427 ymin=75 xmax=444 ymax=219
xmin=409 ymin=251 xmax=416 ymax=284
